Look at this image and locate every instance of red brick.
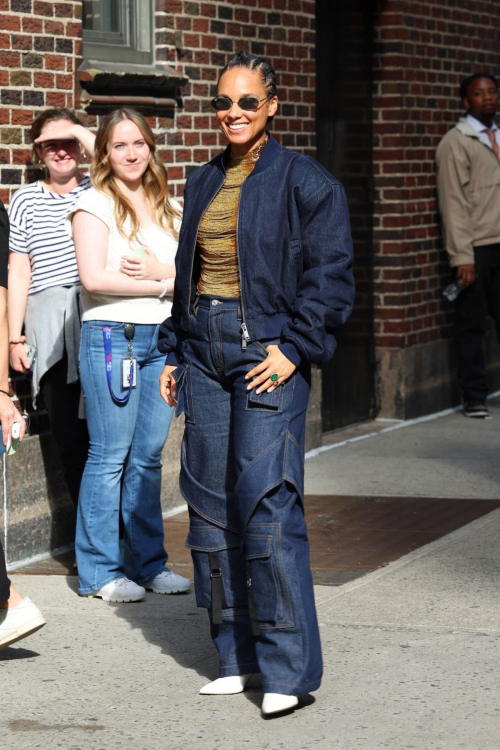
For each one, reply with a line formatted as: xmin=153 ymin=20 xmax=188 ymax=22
xmin=44 ymin=20 xmax=64 ymax=35
xmin=54 ymin=3 xmax=73 ymax=18
xmin=44 ymin=55 xmax=65 ymax=70
xmin=65 ymin=22 xmax=81 ymax=37
xmin=11 ymin=110 xmax=34 ymax=125
xmin=12 ymin=148 xmax=32 ymax=164
xmin=0 ymin=13 xmax=20 ymax=31
xmin=34 ymin=72 xmax=55 ymax=88
xmin=46 ymin=91 xmax=65 ymax=106
xmin=22 ymin=18 xmax=43 ymax=33
xmin=33 ymin=1 xmax=53 ymax=16
xmin=0 ymin=51 xmax=21 ymax=66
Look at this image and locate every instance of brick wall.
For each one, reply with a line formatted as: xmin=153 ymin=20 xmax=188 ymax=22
xmin=0 ymin=0 xmax=81 ymax=206
xmin=373 ymin=0 xmax=500 ymax=351
xmin=1 ymin=0 xmax=317 ymax=200
xmin=372 ymin=0 xmax=500 ymax=416
xmin=154 ymin=0 xmax=316 ymax=199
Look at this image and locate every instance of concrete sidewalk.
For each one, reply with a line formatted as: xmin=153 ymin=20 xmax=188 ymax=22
xmin=3 ymin=399 xmax=500 ymax=749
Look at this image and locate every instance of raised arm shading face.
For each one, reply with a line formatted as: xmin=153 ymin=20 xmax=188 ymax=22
xmin=35 ymin=119 xmax=84 ymax=183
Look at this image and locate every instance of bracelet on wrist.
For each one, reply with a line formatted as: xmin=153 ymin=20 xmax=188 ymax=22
xmin=9 ymin=342 xmax=22 ymax=353
xmin=158 ymin=278 xmax=170 ymax=299
xmin=0 ymin=389 xmax=11 ymax=398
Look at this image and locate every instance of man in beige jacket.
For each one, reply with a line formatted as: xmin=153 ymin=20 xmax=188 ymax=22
xmin=436 ymin=73 xmax=500 ymax=418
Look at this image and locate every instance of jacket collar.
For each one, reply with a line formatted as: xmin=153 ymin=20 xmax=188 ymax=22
xmin=214 ymin=132 xmax=283 ymax=177
xmin=456 ymin=117 xmax=483 ymax=140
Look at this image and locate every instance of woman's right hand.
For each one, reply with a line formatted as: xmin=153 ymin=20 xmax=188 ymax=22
xmin=9 ymin=342 xmax=31 ymax=373
xmin=159 ymin=365 xmax=178 ymax=407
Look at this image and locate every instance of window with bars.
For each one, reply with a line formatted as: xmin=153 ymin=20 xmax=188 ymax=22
xmin=82 ymin=0 xmax=153 ymax=65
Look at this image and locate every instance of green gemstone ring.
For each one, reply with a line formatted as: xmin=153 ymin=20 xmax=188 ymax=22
xmin=270 ymin=373 xmax=279 ymax=382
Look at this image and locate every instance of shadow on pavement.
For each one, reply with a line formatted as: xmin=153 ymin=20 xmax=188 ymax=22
xmin=0 ymin=647 xmax=40 ymax=661
xmin=63 ymin=575 xmax=217 ymax=683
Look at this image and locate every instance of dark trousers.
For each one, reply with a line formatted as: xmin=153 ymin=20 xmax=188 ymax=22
xmin=0 ymin=539 xmax=10 ymax=601
xmin=454 ymin=245 xmax=500 ymax=403
xmin=0 ymin=438 xmax=9 ymax=601
xmin=39 ymin=352 xmax=89 ymax=508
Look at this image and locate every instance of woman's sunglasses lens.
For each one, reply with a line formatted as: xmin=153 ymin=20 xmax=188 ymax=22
xmin=212 ymin=97 xmax=231 ymax=111
xmin=239 ymin=98 xmax=260 ymax=110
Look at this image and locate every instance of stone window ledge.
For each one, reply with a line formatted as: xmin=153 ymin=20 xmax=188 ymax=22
xmin=77 ymin=60 xmax=189 ymax=116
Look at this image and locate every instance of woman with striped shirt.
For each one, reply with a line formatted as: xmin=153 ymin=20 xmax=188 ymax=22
xmin=8 ymin=108 xmax=95 ymax=509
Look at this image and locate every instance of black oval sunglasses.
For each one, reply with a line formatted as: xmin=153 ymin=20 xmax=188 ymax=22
xmin=211 ymin=95 xmax=269 ymax=112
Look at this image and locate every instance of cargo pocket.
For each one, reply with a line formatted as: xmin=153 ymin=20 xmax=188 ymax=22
xmin=186 ymin=522 xmax=246 ymax=613
xmin=172 ymin=363 xmax=195 ymax=424
xmin=245 ymin=361 xmax=285 ymax=413
xmin=245 ymin=525 xmax=294 ymax=629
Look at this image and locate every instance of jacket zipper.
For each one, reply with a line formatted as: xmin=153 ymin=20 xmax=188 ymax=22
xmin=236 ymin=183 xmax=249 ymax=350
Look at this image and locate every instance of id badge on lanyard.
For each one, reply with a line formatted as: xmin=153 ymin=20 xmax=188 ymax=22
xmin=103 ymin=323 xmax=137 ymax=404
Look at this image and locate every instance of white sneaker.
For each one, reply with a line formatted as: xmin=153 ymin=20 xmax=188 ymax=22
xmin=143 ymin=568 xmax=191 ymax=594
xmin=0 ymin=597 xmax=46 ymax=650
xmin=89 ymin=577 xmax=146 ymax=602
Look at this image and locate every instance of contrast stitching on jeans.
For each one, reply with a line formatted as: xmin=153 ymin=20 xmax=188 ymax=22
xmin=275 ymin=521 xmax=294 ymax=627
xmin=243 ymin=478 xmax=285 ymax=531
xmin=179 ymin=481 xmax=239 ymax=534
xmin=235 ymin=435 xmax=284 ymax=493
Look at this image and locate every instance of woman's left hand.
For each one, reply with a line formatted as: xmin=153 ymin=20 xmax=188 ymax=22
xmin=120 ymin=249 xmax=168 ymax=281
xmin=245 ymin=344 xmax=296 ymax=393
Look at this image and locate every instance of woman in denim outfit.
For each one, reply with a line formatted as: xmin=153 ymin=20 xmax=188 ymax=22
xmin=159 ymin=52 xmax=355 ymax=715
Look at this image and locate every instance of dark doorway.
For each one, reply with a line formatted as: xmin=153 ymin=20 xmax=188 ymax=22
xmin=316 ymin=1 xmax=379 ymax=431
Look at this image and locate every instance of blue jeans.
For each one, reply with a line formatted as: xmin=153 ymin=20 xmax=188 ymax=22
xmin=76 ymin=321 xmax=173 ymax=594
xmin=175 ymin=296 xmax=322 ymax=696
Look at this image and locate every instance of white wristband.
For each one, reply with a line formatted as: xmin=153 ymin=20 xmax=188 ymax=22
xmin=158 ymin=278 xmax=170 ymax=299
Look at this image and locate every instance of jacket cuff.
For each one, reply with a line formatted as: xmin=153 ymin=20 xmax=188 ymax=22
xmin=165 ymin=351 xmax=183 ymax=367
xmin=448 ymin=251 xmax=475 ymax=268
xmin=278 ymin=341 xmax=303 ymax=368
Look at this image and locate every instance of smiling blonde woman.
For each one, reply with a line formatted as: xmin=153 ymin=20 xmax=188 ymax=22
xmin=69 ymin=108 xmax=190 ymax=603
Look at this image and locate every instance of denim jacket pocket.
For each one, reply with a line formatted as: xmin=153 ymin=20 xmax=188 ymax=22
xmin=245 ymin=525 xmax=294 ymax=629
xmin=172 ymin=363 xmax=195 ymax=424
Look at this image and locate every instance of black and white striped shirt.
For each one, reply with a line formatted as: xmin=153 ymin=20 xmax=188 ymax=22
xmin=8 ymin=176 xmax=90 ymax=295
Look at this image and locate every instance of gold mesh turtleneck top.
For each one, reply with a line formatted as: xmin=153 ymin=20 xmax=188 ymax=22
xmin=196 ymin=136 xmax=268 ymax=297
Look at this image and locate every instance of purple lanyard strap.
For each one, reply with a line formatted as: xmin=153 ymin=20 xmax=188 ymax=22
xmin=103 ymin=326 xmax=133 ymax=404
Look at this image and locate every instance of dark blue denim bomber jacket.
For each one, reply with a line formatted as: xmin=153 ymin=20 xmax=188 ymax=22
xmin=158 ymin=133 xmax=355 ymax=368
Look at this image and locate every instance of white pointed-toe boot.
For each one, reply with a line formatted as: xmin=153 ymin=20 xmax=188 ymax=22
xmin=261 ymin=693 xmax=299 ymax=715
xmin=199 ymin=674 xmax=253 ymax=695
